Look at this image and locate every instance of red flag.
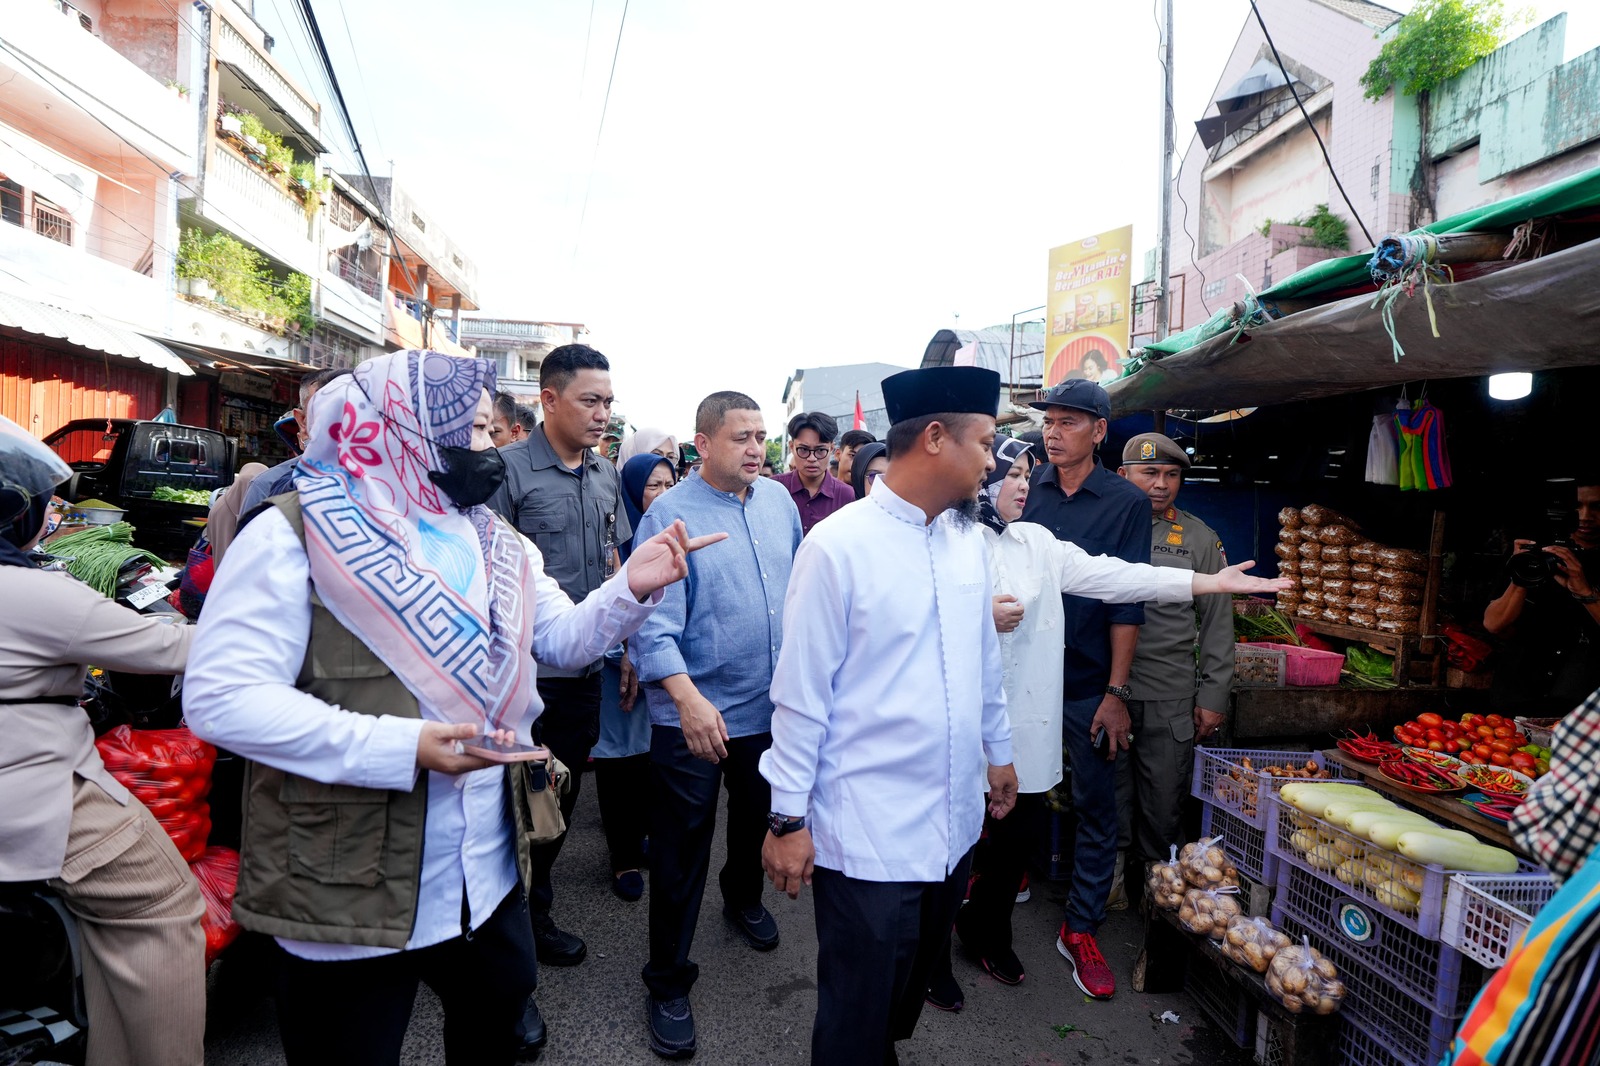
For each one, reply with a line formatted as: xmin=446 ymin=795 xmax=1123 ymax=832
xmin=853 ymin=391 xmax=865 ymax=431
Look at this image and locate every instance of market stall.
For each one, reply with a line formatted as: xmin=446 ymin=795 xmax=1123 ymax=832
xmin=1113 ymin=169 xmax=1599 ymax=1066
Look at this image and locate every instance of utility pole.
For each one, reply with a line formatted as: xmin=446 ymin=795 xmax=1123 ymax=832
xmin=1152 ymin=0 xmax=1177 ymax=438
xmin=1154 ymin=0 xmax=1175 ymax=344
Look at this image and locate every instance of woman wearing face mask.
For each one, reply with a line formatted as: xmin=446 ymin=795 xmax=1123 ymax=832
xmin=183 ymin=351 xmax=721 ymax=1066
xmin=0 ymin=416 xmax=206 ymax=1066
xmin=927 ymin=436 xmax=1287 ymax=1011
xmin=593 ymin=453 xmax=679 ymax=901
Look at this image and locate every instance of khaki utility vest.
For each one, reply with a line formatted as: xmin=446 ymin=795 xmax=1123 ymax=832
xmin=230 ymin=494 xmax=429 ymax=948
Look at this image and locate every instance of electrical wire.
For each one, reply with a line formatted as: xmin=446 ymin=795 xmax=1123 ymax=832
xmin=573 ymin=0 xmax=631 ymax=261
xmin=1246 ymin=0 xmax=1376 ymax=248
xmin=1149 ymin=0 xmax=1208 ymax=321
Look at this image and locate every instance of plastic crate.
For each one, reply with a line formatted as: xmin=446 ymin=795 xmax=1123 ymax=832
xmin=1201 ymin=802 xmax=1275 ymax=886
xmin=1280 ymin=645 xmax=1346 ymax=686
xmin=1278 ymin=911 xmax=1464 ymax=1066
xmin=1339 ymin=1009 xmax=1430 ymax=1066
xmin=1441 ymin=871 xmax=1559 ymax=969
xmin=1184 ymin=956 xmax=1256 ymax=1048
xmin=1235 ymin=642 xmax=1287 ymax=687
xmin=1191 ymin=747 xmax=1351 ymax=829
xmin=1272 ymin=861 xmax=1484 ymax=1017
xmin=1264 ymin=791 xmax=1539 ymax=940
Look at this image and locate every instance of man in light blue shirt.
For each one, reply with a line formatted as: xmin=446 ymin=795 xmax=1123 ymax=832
xmin=760 ymin=366 xmax=1019 ymax=1066
xmin=629 ymin=391 xmax=803 ymax=1061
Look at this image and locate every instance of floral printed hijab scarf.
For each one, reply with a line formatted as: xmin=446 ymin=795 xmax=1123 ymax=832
xmin=295 ymin=350 xmax=538 ymax=738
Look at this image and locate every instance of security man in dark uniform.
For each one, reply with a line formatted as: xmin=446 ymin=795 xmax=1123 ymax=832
xmin=1114 ymin=432 xmax=1234 ymax=891
xmin=488 ymin=343 xmax=630 ymax=1055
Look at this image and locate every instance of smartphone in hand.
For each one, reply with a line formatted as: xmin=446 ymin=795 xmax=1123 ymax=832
xmin=1091 ymin=727 xmax=1108 ymax=752
xmin=460 ymin=736 xmax=550 ymax=764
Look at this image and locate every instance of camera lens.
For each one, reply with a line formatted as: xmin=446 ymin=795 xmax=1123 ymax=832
xmin=1507 ymin=547 xmax=1560 ymax=589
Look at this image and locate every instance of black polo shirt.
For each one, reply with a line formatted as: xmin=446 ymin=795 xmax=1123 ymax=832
xmin=488 ymin=425 xmax=630 ymax=676
xmin=1017 ymin=458 xmax=1151 ymax=701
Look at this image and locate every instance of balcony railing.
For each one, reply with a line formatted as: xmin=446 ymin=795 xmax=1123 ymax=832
xmin=215 ymin=19 xmax=320 ymax=141
xmin=330 ymin=251 xmax=381 ymax=299
xmin=205 ymin=144 xmax=315 ymax=273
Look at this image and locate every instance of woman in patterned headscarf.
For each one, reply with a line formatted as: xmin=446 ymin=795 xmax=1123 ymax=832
xmin=184 ymin=350 xmax=721 ymax=1066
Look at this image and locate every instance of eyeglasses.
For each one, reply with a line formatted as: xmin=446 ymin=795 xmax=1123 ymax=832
xmin=793 ymin=445 xmax=831 ymax=459
xmin=865 ymin=470 xmax=883 ymax=483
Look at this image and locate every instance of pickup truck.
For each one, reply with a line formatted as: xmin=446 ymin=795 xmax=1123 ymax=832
xmin=45 ymin=419 xmax=237 ymax=559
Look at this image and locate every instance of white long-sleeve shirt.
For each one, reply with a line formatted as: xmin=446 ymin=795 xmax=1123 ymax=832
xmin=184 ymin=508 xmax=656 ymax=959
xmin=983 ymin=521 xmax=1194 ymax=793
xmin=759 ymin=480 xmax=1015 ymax=883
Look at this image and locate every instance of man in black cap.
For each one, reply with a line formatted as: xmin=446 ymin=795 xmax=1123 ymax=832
xmin=760 ymin=365 xmax=1020 ymax=1066
xmin=1017 ymin=377 xmax=1149 ymax=1001
xmin=1116 ymin=432 xmax=1234 ymax=880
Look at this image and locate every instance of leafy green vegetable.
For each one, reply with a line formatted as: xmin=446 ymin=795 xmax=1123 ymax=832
xmin=1233 ymin=603 xmax=1301 ymax=645
xmin=152 ymin=486 xmax=212 ymax=505
xmin=48 ymin=522 xmax=166 ymax=597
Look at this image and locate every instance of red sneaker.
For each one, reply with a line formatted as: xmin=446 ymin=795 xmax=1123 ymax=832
xmin=1056 ymin=926 xmax=1115 ymax=999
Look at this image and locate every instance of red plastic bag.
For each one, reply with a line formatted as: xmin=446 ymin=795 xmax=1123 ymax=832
xmin=190 ymin=845 xmax=241 ymax=966
xmin=94 ymin=725 xmax=216 ymax=862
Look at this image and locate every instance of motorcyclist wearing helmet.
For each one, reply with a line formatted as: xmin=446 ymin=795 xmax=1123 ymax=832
xmin=0 ymin=415 xmax=205 ymax=1066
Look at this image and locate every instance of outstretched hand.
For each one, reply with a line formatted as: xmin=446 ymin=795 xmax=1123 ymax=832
xmin=625 ymin=519 xmax=728 ymax=601
xmin=1194 ymin=560 xmax=1294 ymax=597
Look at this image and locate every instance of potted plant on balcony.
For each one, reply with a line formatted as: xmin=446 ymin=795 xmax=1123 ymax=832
xmin=218 ymin=102 xmax=246 ymax=138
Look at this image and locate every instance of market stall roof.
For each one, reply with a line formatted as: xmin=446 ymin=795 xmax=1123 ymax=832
xmin=157 ymin=339 xmax=312 ymax=375
xmin=0 ymin=292 xmax=192 ymax=376
xmin=1144 ymin=164 xmax=1600 ymax=358
xmin=1105 ymin=235 xmax=1600 ymax=416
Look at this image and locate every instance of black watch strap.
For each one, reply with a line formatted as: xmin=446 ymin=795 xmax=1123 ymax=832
xmin=1105 ymin=684 xmax=1133 ymax=701
xmin=767 ymin=812 xmax=806 ymax=836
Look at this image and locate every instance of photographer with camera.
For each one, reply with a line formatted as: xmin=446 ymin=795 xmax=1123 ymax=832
xmin=1483 ymin=480 xmax=1600 ymax=716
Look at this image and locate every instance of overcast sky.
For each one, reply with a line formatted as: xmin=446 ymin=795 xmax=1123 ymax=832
xmin=259 ymin=0 xmax=1598 ymax=439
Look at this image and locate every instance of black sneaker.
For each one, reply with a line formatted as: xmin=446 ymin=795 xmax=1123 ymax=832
xmin=976 ymin=945 xmax=1026 ymax=986
xmin=647 ymin=994 xmax=697 ymax=1060
xmin=613 ymin=870 xmax=645 ymax=902
xmin=925 ymin=968 xmax=964 ymax=1012
xmin=515 ymin=995 xmax=547 ymax=1061
xmin=532 ymin=921 xmax=587 ymax=966
xmin=722 ymin=903 xmax=779 ymax=951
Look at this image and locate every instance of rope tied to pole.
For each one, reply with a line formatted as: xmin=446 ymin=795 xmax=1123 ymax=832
xmin=1368 ymin=232 xmax=1450 ymax=362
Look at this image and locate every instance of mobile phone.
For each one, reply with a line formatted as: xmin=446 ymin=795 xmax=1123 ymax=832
xmin=460 ymin=736 xmax=550 ymax=764
xmin=1092 ymin=727 xmax=1108 ymax=751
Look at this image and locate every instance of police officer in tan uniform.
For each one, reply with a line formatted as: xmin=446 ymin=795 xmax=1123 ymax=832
xmin=1112 ymin=433 xmax=1235 ymax=897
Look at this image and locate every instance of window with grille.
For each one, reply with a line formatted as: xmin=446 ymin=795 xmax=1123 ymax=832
xmin=328 ymin=190 xmax=358 ymax=231
xmin=0 ymin=178 xmax=21 ymax=227
xmin=33 ymin=198 xmax=72 ymax=245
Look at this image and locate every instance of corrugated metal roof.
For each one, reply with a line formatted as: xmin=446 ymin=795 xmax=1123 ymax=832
xmin=1309 ymin=0 xmax=1402 ymax=30
xmin=0 ymin=292 xmax=192 ymax=376
xmin=920 ymin=327 xmax=1042 ymax=387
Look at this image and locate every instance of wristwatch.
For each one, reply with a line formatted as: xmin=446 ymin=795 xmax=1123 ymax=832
xmin=767 ymin=812 xmax=807 ymax=836
xmin=1104 ymin=684 xmax=1133 ymax=702
xmin=1575 ymin=590 xmax=1600 ymax=604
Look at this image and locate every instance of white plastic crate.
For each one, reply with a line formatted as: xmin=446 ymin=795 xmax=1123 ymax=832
xmin=1441 ymin=871 xmax=1559 ymax=969
xmin=1191 ymin=747 xmax=1351 ymax=829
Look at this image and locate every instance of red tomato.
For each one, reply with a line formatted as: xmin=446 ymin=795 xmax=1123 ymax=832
xmin=1490 ymin=739 xmax=1515 ymax=754
xmin=1441 ymin=722 xmax=1460 ymax=737
xmin=1427 ymin=740 xmax=1446 ymax=752
xmin=1473 ymin=743 xmax=1493 ymax=759
xmin=1489 ymin=750 xmax=1513 ymax=767
xmin=1417 ymin=712 xmax=1444 ymax=728
xmin=1458 ymin=752 xmax=1484 ymax=765
xmin=1425 ymin=727 xmax=1447 ymax=743
xmin=1509 ymin=751 xmax=1538 ymax=773
xmin=1510 ymin=733 xmax=1529 ymax=747
xmin=1493 ymin=726 xmax=1515 ymax=740
xmin=1486 ymin=714 xmax=1506 ymax=727
xmin=1477 ymin=725 xmax=1496 ymax=739
xmin=1460 ymin=714 xmax=1482 ymax=728
xmin=1455 ymin=739 xmax=1474 ymax=753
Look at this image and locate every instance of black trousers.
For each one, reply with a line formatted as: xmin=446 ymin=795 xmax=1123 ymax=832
xmin=273 ymin=888 xmax=538 ymax=1066
xmin=958 ymin=792 xmax=1045 ymax=952
xmin=527 ymin=672 xmax=604 ymax=926
xmin=593 ymin=752 xmax=652 ymax=873
xmin=641 ymin=726 xmax=771 ymax=999
xmin=811 ymin=848 xmax=974 ymax=1066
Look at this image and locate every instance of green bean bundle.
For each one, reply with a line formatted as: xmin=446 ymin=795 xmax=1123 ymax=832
xmin=48 ymin=522 xmax=166 ymax=597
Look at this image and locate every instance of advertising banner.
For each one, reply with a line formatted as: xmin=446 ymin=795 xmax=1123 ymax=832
xmin=1045 ymin=225 xmax=1133 ymax=387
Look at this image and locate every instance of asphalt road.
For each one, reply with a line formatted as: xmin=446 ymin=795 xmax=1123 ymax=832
xmin=203 ymin=786 xmax=1251 ymax=1066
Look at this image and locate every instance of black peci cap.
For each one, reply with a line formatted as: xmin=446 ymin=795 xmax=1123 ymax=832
xmin=881 ymin=367 xmax=1002 ymax=425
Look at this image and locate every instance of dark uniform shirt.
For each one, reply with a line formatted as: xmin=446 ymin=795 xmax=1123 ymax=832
xmin=1491 ymin=545 xmax=1600 ymax=717
xmin=1129 ymin=505 xmax=1235 ymax=708
xmin=488 ymin=425 xmax=631 ymax=676
xmin=1018 ymin=458 xmax=1150 ymax=701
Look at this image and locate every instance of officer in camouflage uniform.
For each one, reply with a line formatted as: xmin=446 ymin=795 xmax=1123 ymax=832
xmin=1112 ymin=433 xmax=1235 ymax=895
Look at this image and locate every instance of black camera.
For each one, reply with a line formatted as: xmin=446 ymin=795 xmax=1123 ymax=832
xmin=1507 ymin=504 xmax=1577 ymax=589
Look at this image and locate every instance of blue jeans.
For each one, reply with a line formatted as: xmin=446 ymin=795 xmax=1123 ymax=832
xmin=1062 ymin=694 xmax=1122 ymax=933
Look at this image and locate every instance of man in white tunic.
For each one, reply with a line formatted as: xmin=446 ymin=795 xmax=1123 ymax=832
xmin=759 ymin=366 xmax=1019 ymax=1065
